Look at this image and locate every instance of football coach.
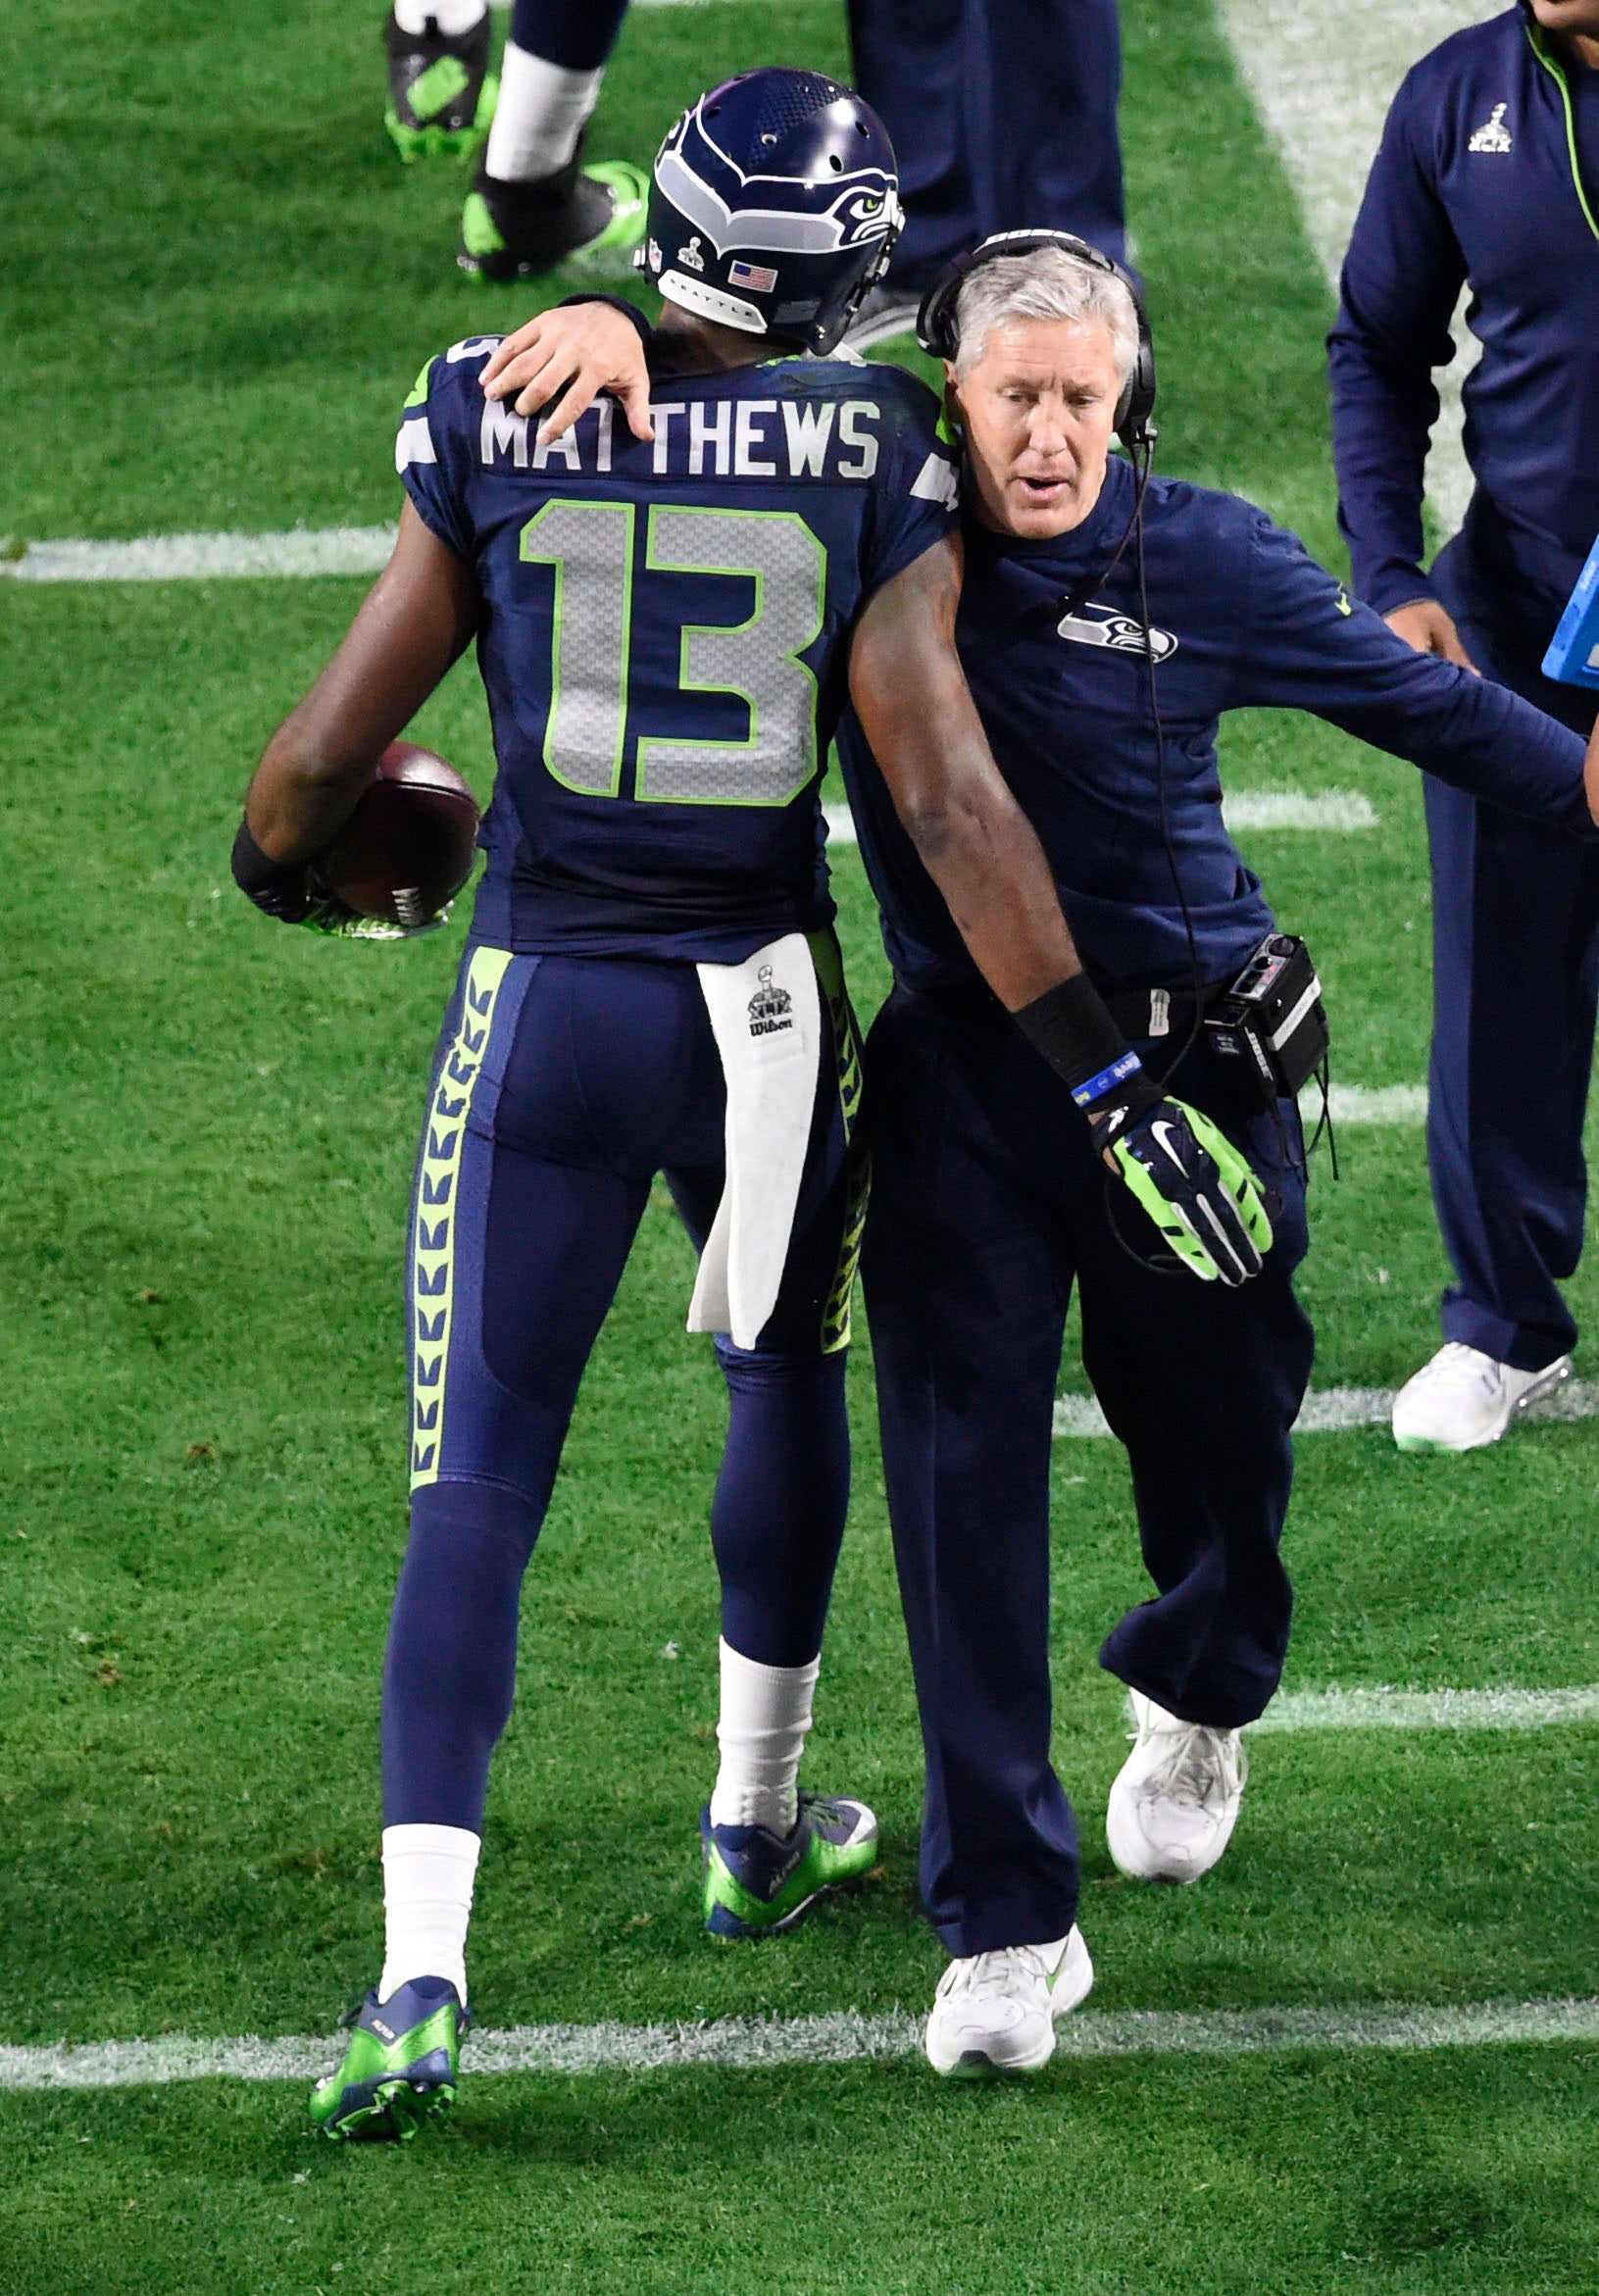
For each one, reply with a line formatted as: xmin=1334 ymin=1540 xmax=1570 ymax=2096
xmin=465 ymin=225 xmax=1598 ymax=2075
xmin=1329 ymin=0 xmax=1599 ymax=1452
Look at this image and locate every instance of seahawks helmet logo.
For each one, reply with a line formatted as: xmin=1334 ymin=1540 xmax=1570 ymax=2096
xmin=1057 ymin=606 xmax=1178 ymax=661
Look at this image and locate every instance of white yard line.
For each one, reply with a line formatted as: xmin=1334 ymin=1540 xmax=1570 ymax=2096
xmin=1054 ymin=1377 xmax=1599 ymax=1438
xmin=1213 ymin=0 xmax=1481 ymax=536
xmin=1255 ymin=1684 xmax=1599 ymax=1733
xmin=1 ymin=1993 xmax=1593 ymax=2093
xmin=0 ymin=528 xmax=398 ymax=582
xmin=825 ymin=791 xmax=1378 ymax=849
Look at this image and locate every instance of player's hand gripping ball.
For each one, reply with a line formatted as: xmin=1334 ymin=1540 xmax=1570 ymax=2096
xmin=314 ymin=743 xmax=481 ymax=937
xmin=232 ymin=744 xmax=480 ymax=941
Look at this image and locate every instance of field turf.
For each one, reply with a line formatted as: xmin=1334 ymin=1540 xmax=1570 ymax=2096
xmin=2 ymin=0 xmax=1597 ymax=2289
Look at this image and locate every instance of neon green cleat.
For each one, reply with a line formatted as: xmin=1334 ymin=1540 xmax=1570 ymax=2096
xmin=309 ymin=1976 xmax=469 ymax=2142
xmin=701 ymin=1794 xmax=879 ymax=1938
xmin=384 ymin=9 xmax=496 ymax=163
xmin=459 ymin=155 xmax=649 ymax=281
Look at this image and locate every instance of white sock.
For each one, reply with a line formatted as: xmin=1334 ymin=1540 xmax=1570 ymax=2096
xmin=709 ymin=1639 xmax=820 ymax=1836
xmin=484 ymin=43 xmax=605 ymax=182
xmin=392 ymin=0 xmax=487 ymax=38
xmin=378 ymin=1822 xmax=480 ymax=2006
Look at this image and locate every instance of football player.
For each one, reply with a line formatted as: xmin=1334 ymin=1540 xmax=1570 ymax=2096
xmin=235 ymin=75 xmax=1241 ymax=2140
xmin=493 ymin=230 xmax=1599 ymax=2076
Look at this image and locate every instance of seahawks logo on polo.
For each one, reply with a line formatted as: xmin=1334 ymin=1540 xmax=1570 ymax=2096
xmin=1056 ymin=604 xmax=1178 ymax=661
xmin=410 ymin=946 xmax=512 ymax=1489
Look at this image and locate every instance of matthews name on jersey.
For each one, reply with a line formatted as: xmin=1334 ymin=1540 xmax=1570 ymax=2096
xmin=837 ymin=452 xmax=1594 ymax=996
xmin=397 ymin=335 xmax=958 ymax=961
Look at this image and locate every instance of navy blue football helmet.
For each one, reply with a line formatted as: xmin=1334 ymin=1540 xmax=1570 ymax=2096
xmin=643 ymin=70 xmax=902 ymax=357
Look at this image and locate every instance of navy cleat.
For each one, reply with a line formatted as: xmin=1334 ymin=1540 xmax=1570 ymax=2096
xmin=701 ymin=1793 xmax=878 ymax=1937
xmin=309 ymin=1974 xmax=470 ymax=2141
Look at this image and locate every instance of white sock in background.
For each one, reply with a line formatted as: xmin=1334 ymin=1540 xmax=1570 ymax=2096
xmin=709 ymin=1639 xmax=820 ymax=1837
xmin=392 ymin=0 xmax=488 ymax=38
xmin=378 ymin=1822 xmax=480 ymax=2005
xmin=484 ymin=44 xmax=605 ymax=182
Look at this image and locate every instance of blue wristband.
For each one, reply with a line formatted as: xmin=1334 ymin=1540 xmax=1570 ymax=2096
xmin=1070 ymin=1050 xmax=1145 ymax=1110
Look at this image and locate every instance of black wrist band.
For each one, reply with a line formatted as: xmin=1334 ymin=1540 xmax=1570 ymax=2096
xmin=230 ymin=817 xmax=304 ymax=895
xmin=1013 ymin=974 xmax=1144 ymax=1110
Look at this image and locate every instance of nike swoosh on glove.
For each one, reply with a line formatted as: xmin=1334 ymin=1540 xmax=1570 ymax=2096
xmin=1096 ymin=1096 xmax=1272 ymax=1285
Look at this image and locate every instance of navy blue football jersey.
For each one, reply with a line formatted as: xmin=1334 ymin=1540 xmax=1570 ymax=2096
xmin=398 ymin=334 xmax=958 ymax=960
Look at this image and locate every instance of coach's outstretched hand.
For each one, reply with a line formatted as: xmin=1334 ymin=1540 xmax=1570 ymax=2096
xmin=1092 ymin=1094 xmax=1272 ymax=1285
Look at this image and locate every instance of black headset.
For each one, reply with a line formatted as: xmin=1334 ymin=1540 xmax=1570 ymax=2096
xmin=916 ymin=228 xmax=1158 ymax=452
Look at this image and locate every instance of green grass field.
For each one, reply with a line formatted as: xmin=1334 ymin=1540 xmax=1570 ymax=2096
xmin=3 ymin=0 xmax=1598 ymax=2288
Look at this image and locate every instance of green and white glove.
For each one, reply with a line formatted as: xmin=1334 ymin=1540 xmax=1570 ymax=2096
xmin=1094 ymin=1091 xmax=1273 ymax=1285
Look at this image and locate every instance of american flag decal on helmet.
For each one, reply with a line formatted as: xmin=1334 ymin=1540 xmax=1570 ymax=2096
xmin=728 ymin=260 xmax=778 ymax=293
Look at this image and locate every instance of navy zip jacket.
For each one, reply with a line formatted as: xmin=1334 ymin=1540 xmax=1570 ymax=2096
xmin=1329 ymin=3 xmax=1599 ymax=622
xmin=836 ymin=455 xmax=1593 ymax=995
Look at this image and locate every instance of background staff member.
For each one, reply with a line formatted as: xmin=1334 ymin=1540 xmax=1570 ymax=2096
xmin=482 ymin=231 xmax=1596 ymax=2077
xmin=1329 ymin=0 xmax=1599 ymax=1453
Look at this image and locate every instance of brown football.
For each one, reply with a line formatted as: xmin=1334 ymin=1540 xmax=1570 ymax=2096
xmin=319 ymin=743 xmax=480 ymax=925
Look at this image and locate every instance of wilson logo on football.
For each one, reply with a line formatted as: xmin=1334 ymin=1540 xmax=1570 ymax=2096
xmin=1056 ymin=606 xmax=1179 ymax=662
xmin=747 ymin=966 xmax=795 ymax=1037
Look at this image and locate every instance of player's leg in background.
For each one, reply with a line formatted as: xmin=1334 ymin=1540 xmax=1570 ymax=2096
xmin=846 ymin=0 xmax=972 ymax=343
xmin=459 ymin=0 xmax=648 ymax=280
xmin=666 ymin=934 xmax=877 ymax=1935
xmin=1397 ymin=545 xmax=1599 ymax=1445
xmin=861 ymin=987 xmax=1081 ymax=1965
xmin=1074 ymin=1050 xmax=1311 ymax=1880
xmin=987 ymin=0 xmax=1125 ymax=269
xmin=384 ymin=0 xmax=496 ymax=163
xmin=844 ymin=0 xmax=1126 ymax=348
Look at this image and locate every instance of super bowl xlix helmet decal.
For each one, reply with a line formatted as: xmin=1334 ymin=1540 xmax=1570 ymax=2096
xmin=643 ymin=70 xmax=902 ymax=357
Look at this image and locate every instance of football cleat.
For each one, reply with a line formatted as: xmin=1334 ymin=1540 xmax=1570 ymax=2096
xmin=701 ymin=1793 xmax=877 ymax=1937
xmin=384 ymin=9 xmax=497 ymax=163
xmin=458 ymin=153 xmax=649 ymax=281
xmin=309 ymin=1974 xmax=469 ymax=2142
xmin=1105 ymin=1690 xmax=1247 ymax=1883
xmin=1390 ymin=1342 xmax=1572 ymax=1453
xmin=924 ymin=1925 xmax=1094 ymax=2077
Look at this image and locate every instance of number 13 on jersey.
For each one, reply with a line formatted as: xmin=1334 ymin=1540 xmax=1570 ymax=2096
xmin=519 ymin=500 xmax=827 ymax=808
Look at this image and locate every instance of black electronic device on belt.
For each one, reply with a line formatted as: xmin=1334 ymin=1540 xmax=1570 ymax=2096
xmin=1204 ymin=933 xmax=1328 ymax=1106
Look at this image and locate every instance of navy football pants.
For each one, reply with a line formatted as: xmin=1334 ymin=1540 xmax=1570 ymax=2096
xmin=1426 ymin=527 xmax=1599 ymax=1372
xmin=383 ymin=943 xmax=866 ymax=1833
xmin=862 ymin=984 xmax=1312 ymax=1957
xmin=847 ymin=0 xmax=1126 ymax=280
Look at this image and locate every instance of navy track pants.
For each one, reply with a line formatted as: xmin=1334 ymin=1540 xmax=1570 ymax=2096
xmin=1426 ymin=524 xmax=1599 ymax=1372
xmin=861 ymin=983 xmax=1312 ymax=1957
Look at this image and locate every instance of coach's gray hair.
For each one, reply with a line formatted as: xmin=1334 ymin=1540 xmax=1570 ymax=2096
xmin=952 ymin=247 xmax=1139 ymax=384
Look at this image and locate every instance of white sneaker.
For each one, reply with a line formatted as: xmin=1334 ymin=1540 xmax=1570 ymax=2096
xmin=924 ymin=1924 xmax=1094 ymax=2077
xmin=1105 ymin=1690 xmax=1247 ymax=1884
xmin=1390 ymin=1342 xmax=1571 ymax=1453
